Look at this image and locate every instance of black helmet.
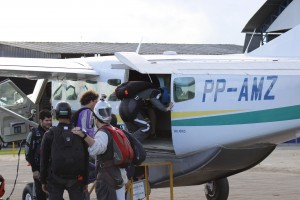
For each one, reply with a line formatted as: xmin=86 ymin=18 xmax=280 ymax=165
xmin=55 ymin=101 xmax=72 ymax=119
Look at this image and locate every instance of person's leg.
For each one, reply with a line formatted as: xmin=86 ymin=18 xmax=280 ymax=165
xmin=95 ymin=180 xmax=117 ymax=200
xmin=47 ymin=181 xmax=64 ymax=200
xmin=124 ymin=121 xmax=138 ymax=133
xmin=116 ymin=185 xmax=125 ymax=200
xmin=67 ymin=181 xmax=85 ymax=200
xmin=34 ymin=178 xmax=47 ymax=200
xmin=132 ymin=113 xmax=151 ymax=143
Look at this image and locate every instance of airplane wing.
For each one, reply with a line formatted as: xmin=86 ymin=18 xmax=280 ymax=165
xmin=0 ymin=57 xmax=99 ymax=80
xmin=115 ymin=52 xmax=300 ymax=76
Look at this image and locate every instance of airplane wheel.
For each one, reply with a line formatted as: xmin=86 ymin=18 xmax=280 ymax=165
xmin=204 ymin=178 xmax=229 ymax=200
xmin=22 ymin=183 xmax=34 ymax=200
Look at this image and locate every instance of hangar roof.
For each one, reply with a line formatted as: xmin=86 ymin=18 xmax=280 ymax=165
xmin=0 ymin=41 xmax=243 ymax=55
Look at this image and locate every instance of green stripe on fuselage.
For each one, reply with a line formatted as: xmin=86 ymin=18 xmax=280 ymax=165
xmin=172 ymin=105 xmax=300 ymax=126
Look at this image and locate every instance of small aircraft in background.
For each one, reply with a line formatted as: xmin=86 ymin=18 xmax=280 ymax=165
xmin=1 ymin=8 xmax=300 ymax=200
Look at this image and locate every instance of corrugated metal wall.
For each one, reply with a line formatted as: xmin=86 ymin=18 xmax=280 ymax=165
xmin=0 ymin=44 xmax=61 ymax=58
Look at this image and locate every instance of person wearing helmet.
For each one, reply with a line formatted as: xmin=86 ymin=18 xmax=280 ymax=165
xmin=40 ymin=101 xmax=89 ymax=200
xmin=119 ymin=86 xmax=173 ymax=143
xmin=72 ymin=99 xmax=128 ymax=200
xmin=25 ymin=109 xmax=52 ymax=200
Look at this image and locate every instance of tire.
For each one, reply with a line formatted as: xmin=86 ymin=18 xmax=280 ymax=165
xmin=22 ymin=183 xmax=34 ymax=200
xmin=204 ymin=178 xmax=229 ymax=200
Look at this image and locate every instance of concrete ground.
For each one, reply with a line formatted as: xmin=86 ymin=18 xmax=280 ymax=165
xmin=1 ymin=144 xmax=300 ymax=200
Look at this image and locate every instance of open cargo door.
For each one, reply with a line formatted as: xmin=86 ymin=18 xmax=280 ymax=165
xmin=0 ymin=79 xmax=38 ymax=143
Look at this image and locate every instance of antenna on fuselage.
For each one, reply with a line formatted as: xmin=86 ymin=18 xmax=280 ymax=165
xmin=136 ymin=37 xmax=143 ymax=54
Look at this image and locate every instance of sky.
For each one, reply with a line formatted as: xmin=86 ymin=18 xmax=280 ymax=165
xmin=0 ymin=0 xmax=266 ymax=45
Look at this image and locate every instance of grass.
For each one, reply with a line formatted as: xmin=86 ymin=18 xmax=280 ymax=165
xmin=0 ymin=149 xmax=25 ymax=155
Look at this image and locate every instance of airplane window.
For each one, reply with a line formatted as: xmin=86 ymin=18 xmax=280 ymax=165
xmin=107 ymin=79 xmax=121 ymax=101
xmin=53 ymin=84 xmax=62 ymax=100
xmin=66 ymin=85 xmax=78 ymax=100
xmin=0 ymin=82 xmax=24 ymax=106
xmin=107 ymin=79 xmax=121 ymax=86
xmin=173 ymin=77 xmax=195 ymax=102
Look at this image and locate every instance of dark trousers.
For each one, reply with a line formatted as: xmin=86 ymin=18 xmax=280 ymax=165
xmin=33 ymin=178 xmax=47 ymax=200
xmin=48 ymin=180 xmax=84 ymax=200
xmin=95 ymin=179 xmax=117 ymax=200
xmin=125 ymin=113 xmax=150 ymax=143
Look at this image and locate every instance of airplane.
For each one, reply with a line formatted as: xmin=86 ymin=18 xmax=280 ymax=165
xmin=1 ymin=9 xmax=300 ymax=200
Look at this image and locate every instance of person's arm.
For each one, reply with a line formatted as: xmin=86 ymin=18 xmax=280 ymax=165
xmin=72 ymin=127 xmax=108 ymax=156
xmin=150 ymin=98 xmax=173 ymax=112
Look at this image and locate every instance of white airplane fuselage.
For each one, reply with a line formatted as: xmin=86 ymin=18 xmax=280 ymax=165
xmin=38 ymin=54 xmax=300 ymax=187
xmin=59 ymin=55 xmax=300 ymax=156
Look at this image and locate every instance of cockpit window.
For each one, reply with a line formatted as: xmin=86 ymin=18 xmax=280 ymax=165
xmin=173 ymin=77 xmax=195 ymax=102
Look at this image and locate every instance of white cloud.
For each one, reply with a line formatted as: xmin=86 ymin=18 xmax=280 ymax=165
xmin=0 ymin=0 xmax=265 ymax=44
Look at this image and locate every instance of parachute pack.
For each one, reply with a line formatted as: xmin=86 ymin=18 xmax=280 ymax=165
xmin=115 ymin=81 xmax=154 ymax=100
xmin=24 ymin=131 xmax=33 ymax=163
xmin=50 ymin=126 xmax=87 ymax=179
xmin=101 ymin=126 xmax=134 ymax=168
xmin=123 ymin=130 xmax=146 ymax=165
xmin=71 ymin=107 xmax=92 ymax=126
xmin=25 ymin=128 xmax=43 ymax=164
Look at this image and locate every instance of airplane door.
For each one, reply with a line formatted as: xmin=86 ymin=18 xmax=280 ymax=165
xmin=171 ymin=75 xmax=197 ymax=155
xmin=0 ymin=79 xmax=36 ymax=143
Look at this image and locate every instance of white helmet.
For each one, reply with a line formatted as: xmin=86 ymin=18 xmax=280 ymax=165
xmin=93 ymin=99 xmax=112 ymax=123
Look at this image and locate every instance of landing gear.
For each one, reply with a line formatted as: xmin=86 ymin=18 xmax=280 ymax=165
xmin=22 ymin=183 xmax=34 ymax=200
xmin=204 ymin=178 xmax=229 ymax=200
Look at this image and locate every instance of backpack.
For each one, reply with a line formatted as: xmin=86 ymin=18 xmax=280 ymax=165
xmin=71 ymin=107 xmax=92 ymax=127
xmin=25 ymin=132 xmax=33 ymax=163
xmin=115 ymin=81 xmax=154 ymax=100
xmin=123 ymin=130 xmax=146 ymax=165
xmin=50 ymin=126 xmax=87 ymax=179
xmin=25 ymin=128 xmax=43 ymax=164
xmin=101 ymin=126 xmax=134 ymax=168
xmin=160 ymin=87 xmax=171 ymax=105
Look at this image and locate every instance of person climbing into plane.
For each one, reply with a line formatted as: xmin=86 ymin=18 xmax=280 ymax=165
xmin=118 ymin=81 xmax=173 ymax=143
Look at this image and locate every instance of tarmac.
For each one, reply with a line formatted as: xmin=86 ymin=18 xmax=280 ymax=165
xmin=1 ymin=144 xmax=300 ymax=200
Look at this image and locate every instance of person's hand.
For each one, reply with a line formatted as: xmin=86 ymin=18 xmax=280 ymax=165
xmin=32 ymin=171 xmax=40 ymax=179
xmin=72 ymin=127 xmax=84 ymax=137
xmin=167 ymin=102 xmax=174 ymax=111
xmin=83 ymin=184 xmax=88 ymax=192
xmin=42 ymin=184 xmax=49 ymax=195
